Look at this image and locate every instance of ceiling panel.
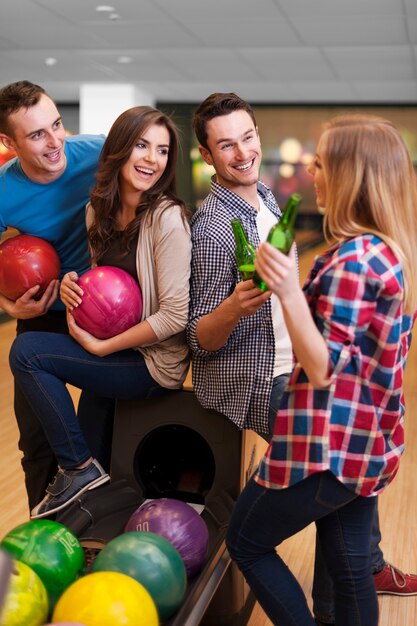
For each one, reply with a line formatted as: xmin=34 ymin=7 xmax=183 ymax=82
xmin=353 ymin=80 xmax=417 ymax=101
xmin=181 ymin=18 xmax=301 ymax=47
xmin=238 ymin=48 xmax=335 ymax=81
xmin=0 ymin=13 xmax=105 ymax=48
xmin=276 ymin=0 xmax=405 ymax=18
xmin=292 ymin=16 xmax=408 ymax=46
xmin=0 ymin=49 xmax=119 ymax=81
xmin=289 ymin=81 xmax=357 ymax=102
xmin=157 ymin=49 xmax=260 ymax=81
xmin=35 ymin=0 xmax=166 ymax=21
xmin=88 ymin=51 xmax=191 ymax=81
xmin=407 ymin=18 xmax=417 ymax=43
xmin=154 ymin=0 xmax=282 ymax=20
xmin=78 ymin=20 xmax=201 ymax=48
xmin=0 ymin=0 xmax=416 ymax=103
xmin=401 ymin=0 xmax=417 ymax=18
xmin=324 ymin=46 xmax=416 ymax=81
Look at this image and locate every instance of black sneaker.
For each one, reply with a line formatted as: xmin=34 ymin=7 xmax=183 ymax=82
xmin=30 ymin=459 xmax=110 ymax=519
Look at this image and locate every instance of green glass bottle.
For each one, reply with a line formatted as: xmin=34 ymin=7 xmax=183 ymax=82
xmin=253 ymin=192 xmax=302 ymax=291
xmin=231 ymin=218 xmax=256 ymax=280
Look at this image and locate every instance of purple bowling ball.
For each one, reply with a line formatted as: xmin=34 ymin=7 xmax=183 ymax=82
xmin=125 ymin=499 xmax=209 ymax=577
xmin=72 ymin=266 xmax=142 ymax=340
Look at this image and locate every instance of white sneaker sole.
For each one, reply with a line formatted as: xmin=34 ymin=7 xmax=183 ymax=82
xmin=30 ymin=474 xmax=110 ymax=519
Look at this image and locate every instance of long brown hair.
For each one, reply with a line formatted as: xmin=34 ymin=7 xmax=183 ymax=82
xmin=319 ymin=114 xmax=417 ymax=312
xmin=89 ymin=106 xmax=188 ymax=262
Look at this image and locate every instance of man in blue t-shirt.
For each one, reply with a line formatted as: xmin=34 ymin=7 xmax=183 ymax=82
xmin=0 ymin=80 xmax=114 ymax=511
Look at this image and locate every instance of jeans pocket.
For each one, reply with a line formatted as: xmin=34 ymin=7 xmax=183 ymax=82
xmin=315 ymin=471 xmax=358 ymax=509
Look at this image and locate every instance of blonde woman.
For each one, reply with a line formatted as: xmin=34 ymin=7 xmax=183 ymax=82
xmin=226 ymin=115 xmax=417 ymax=626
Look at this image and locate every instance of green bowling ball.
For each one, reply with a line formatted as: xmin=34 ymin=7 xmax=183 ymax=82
xmin=1 ymin=520 xmax=85 ymax=609
xmin=0 ymin=559 xmax=48 ymax=626
xmin=92 ymin=531 xmax=187 ymax=620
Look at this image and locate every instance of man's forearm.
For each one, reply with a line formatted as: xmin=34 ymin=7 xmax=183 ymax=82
xmin=195 ymin=295 xmax=241 ymax=351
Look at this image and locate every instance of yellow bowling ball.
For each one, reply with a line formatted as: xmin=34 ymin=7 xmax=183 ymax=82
xmin=52 ymin=571 xmax=159 ymax=626
xmin=0 ymin=560 xmax=48 ymax=626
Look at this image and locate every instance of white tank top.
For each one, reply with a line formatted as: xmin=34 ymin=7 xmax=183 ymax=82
xmin=256 ymin=196 xmax=293 ymax=377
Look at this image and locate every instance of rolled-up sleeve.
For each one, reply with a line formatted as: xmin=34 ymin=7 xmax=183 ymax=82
xmin=187 ymin=235 xmax=236 ymax=356
xmin=314 ymin=259 xmax=382 ymax=379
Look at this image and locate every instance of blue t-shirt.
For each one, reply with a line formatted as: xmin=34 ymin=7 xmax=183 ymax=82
xmin=0 ymin=134 xmax=105 ymax=309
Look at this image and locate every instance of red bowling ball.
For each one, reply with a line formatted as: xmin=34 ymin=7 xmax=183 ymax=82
xmin=72 ymin=266 xmax=142 ymax=339
xmin=0 ymin=234 xmax=61 ymax=301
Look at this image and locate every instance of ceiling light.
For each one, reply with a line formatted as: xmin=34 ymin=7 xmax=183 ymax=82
xmin=117 ymin=56 xmax=132 ymax=64
xmin=45 ymin=57 xmax=57 ymax=66
xmin=96 ymin=5 xmax=115 ymax=12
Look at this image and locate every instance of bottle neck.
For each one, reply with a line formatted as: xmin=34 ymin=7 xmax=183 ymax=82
xmin=280 ymin=194 xmax=301 ymax=228
xmin=231 ymin=219 xmax=249 ymax=248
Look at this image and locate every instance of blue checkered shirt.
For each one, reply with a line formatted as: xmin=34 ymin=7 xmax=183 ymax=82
xmin=187 ymin=178 xmax=282 ymax=435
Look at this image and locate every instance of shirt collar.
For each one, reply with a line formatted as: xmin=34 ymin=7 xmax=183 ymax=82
xmin=209 ymin=176 xmax=278 ymax=219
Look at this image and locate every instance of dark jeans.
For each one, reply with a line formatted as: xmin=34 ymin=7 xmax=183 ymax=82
xmin=313 ymin=504 xmax=385 ymax=623
xmin=10 ymin=331 xmax=167 ymax=469
xmin=226 ymin=471 xmax=379 ymax=626
xmin=14 ymin=314 xmax=115 ymax=509
xmin=265 ymin=374 xmax=385 ymax=623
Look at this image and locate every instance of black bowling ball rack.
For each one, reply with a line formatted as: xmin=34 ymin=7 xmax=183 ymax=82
xmin=57 ymin=390 xmax=266 ymax=625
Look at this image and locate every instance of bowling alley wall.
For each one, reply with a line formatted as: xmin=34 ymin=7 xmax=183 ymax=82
xmin=161 ymin=102 xmax=417 ymax=229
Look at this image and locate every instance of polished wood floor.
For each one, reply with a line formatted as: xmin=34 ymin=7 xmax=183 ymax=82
xmin=0 ymin=241 xmax=416 ymax=625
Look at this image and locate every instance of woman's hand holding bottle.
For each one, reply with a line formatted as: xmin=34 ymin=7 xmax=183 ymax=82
xmin=255 ymin=242 xmax=298 ymax=302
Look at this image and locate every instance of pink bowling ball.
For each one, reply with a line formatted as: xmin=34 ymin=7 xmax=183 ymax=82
xmin=72 ymin=266 xmax=142 ymax=339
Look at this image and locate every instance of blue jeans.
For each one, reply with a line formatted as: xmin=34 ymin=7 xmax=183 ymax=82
xmin=257 ymin=373 xmax=291 ymax=443
xmin=226 ymin=471 xmax=379 ymax=626
xmin=312 ymin=503 xmax=385 ymax=623
xmin=14 ymin=314 xmax=115 ymax=510
xmin=264 ymin=374 xmax=385 ymax=623
xmin=9 ymin=332 xmax=167 ymax=469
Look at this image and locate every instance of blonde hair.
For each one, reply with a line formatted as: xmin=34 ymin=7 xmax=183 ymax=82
xmin=319 ymin=114 xmax=417 ymax=313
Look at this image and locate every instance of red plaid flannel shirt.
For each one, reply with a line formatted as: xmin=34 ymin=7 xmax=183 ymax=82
xmin=255 ymin=234 xmax=415 ymax=497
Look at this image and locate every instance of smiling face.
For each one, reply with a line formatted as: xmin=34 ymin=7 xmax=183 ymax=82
xmin=1 ymin=93 xmax=67 ymax=183
xmin=119 ymin=122 xmax=170 ymax=200
xmin=199 ymin=110 xmax=261 ymax=198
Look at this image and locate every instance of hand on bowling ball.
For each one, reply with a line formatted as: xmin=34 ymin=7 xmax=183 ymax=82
xmin=60 ymin=271 xmax=83 ymax=311
xmin=0 ymin=278 xmax=59 ymax=319
xmin=66 ymin=311 xmax=106 ymax=355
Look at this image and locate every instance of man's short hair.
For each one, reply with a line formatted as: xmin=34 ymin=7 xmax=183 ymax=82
xmin=0 ymin=80 xmax=47 ymax=136
xmin=192 ymin=92 xmax=257 ymax=150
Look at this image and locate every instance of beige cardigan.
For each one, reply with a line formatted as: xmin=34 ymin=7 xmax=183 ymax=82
xmin=86 ymin=201 xmax=191 ymax=388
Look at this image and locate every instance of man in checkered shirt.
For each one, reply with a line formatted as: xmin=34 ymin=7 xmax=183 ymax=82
xmin=186 ymin=93 xmax=417 ymax=624
xmin=187 ymin=92 xmax=293 ymax=442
